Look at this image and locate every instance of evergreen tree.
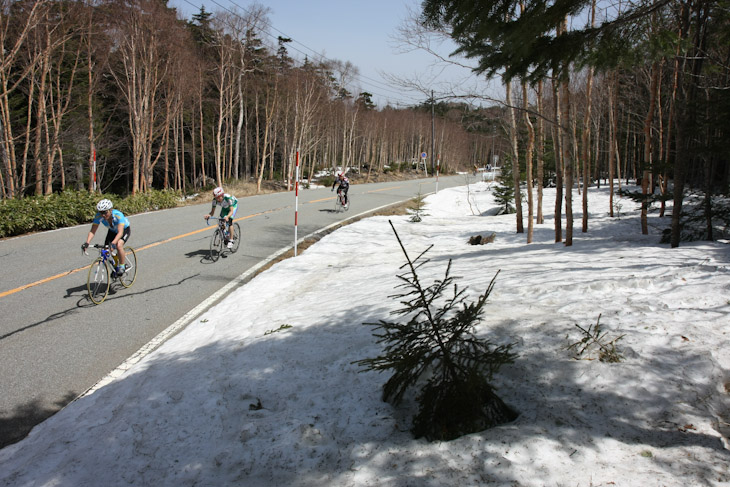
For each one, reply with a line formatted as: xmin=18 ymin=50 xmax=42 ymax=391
xmin=493 ymin=160 xmax=516 ymax=214
xmin=420 ymin=0 xmax=668 ymax=82
xmin=355 ymin=221 xmax=517 ymax=441
xmin=189 ymin=6 xmax=214 ymax=46
xmin=276 ymin=36 xmax=293 ymax=70
xmin=356 ymin=91 xmax=376 ymax=110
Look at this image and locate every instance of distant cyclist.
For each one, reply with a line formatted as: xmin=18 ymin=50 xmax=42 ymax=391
xmin=82 ymin=199 xmax=131 ymax=277
xmin=331 ymin=172 xmax=350 ymax=206
xmin=204 ymin=186 xmax=238 ymax=249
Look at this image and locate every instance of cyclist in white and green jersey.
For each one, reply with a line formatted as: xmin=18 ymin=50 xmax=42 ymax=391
xmin=204 ymin=186 xmax=238 ymax=248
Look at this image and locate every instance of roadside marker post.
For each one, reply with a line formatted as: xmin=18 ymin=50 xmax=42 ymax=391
xmin=294 ymin=149 xmax=300 ymax=256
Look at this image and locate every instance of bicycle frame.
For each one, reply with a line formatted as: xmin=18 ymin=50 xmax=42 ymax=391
xmin=84 ymin=243 xmax=137 ymax=304
xmin=335 ymin=190 xmax=349 ymax=211
xmin=85 ymin=244 xmax=113 ymax=266
xmin=206 ymin=217 xmax=241 ymax=261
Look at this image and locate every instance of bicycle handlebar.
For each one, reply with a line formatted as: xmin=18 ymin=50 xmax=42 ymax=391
xmin=205 ymin=216 xmax=229 ymax=226
xmin=83 ymin=243 xmax=110 ymax=256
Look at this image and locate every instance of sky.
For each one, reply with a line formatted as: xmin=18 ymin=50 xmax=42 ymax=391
xmin=170 ymin=0 xmax=498 ymax=108
xmin=1 ymin=179 xmax=729 ymax=486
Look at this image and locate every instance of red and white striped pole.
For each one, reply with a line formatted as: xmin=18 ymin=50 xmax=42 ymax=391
xmin=294 ymin=149 xmax=300 ymax=256
xmin=92 ymin=149 xmax=97 ymax=192
xmin=436 ymin=154 xmax=440 ymax=193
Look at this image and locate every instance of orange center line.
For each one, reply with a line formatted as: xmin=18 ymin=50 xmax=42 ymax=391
xmin=365 ymin=186 xmax=402 ymax=193
xmin=306 ymin=196 xmax=336 ymax=204
xmin=305 ymin=185 xmax=401 ymax=203
xmin=0 ymin=267 xmax=92 ymax=298
xmin=1 ymin=188 xmax=410 ymax=299
xmin=0 ymin=210 xmax=274 ymax=299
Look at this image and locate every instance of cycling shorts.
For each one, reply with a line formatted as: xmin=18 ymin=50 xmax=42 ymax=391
xmin=105 ymin=226 xmax=131 ymax=246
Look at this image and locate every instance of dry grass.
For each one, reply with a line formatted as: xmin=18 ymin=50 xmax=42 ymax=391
xmin=182 ymin=180 xmax=284 ymax=206
xmin=183 ymin=169 xmax=436 ymax=206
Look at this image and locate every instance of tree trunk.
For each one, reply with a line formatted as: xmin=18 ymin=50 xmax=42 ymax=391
xmin=607 ymin=74 xmax=617 ymax=217
xmin=641 ymin=62 xmax=660 ymax=235
xmin=552 ymin=77 xmax=563 ymax=242
xmin=522 ymin=81 xmax=534 ymax=243
xmin=506 ymin=80 xmax=523 ymax=233
xmin=562 ymin=74 xmax=573 ymax=247
xmin=581 ymin=62 xmax=594 ymax=233
xmin=536 ymin=79 xmax=545 ymax=225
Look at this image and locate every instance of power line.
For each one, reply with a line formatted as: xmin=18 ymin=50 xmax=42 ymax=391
xmin=178 ymin=0 xmax=426 ymax=108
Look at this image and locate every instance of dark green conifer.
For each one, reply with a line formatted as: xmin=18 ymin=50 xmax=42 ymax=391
xmin=355 ymin=222 xmax=517 ymax=441
xmin=493 ymin=161 xmax=516 ymax=214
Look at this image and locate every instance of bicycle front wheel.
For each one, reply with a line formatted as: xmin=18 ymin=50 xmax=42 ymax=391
xmin=119 ymin=247 xmax=137 ymax=288
xmin=230 ymin=222 xmax=241 ymax=253
xmin=87 ymin=258 xmax=110 ymax=304
xmin=209 ymin=229 xmax=224 ymax=262
xmin=335 ymin=194 xmax=343 ymax=212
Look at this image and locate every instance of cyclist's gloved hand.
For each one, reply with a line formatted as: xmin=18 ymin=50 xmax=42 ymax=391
xmin=110 ymin=243 xmax=117 ymax=251
xmin=81 ymin=242 xmax=89 ymax=252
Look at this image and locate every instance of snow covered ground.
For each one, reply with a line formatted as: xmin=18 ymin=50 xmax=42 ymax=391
xmin=1 ymin=181 xmax=729 ymax=487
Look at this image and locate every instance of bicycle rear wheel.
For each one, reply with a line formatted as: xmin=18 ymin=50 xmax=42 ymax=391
xmin=209 ymin=229 xmax=224 ymax=262
xmin=119 ymin=247 xmax=137 ymax=288
xmin=229 ymin=222 xmax=241 ymax=253
xmin=87 ymin=258 xmax=110 ymax=304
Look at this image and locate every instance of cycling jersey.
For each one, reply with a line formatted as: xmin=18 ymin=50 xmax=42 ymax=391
xmin=333 ymin=176 xmax=349 ymax=191
xmin=212 ymin=194 xmax=238 ymax=209
xmin=93 ymin=209 xmax=130 ymax=232
xmin=213 ymin=194 xmax=238 ymax=219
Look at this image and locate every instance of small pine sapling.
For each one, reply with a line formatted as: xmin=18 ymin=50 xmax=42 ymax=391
xmin=355 ymin=221 xmax=518 ymax=441
xmin=567 ymin=314 xmax=625 ymax=363
xmin=492 ymin=160 xmax=516 ymax=215
xmin=408 ymin=191 xmax=427 ymax=222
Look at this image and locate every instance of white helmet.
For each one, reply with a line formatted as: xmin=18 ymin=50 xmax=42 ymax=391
xmin=96 ymin=199 xmax=113 ymax=212
xmin=213 ymin=187 xmax=224 ymax=197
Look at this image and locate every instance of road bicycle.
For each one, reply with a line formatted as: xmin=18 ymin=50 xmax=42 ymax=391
xmin=207 ymin=217 xmax=241 ymax=262
xmin=84 ymin=244 xmax=138 ymax=305
xmin=335 ymin=190 xmax=350 ymax=212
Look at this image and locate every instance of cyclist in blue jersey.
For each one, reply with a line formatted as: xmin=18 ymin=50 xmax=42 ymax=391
xmin=331 ymin=172 xmax=350 ymax=205
xmin=204 ymin=186 xmax=238 ymax=249
xmin=82 ymin=199 xmax=131 ymax=277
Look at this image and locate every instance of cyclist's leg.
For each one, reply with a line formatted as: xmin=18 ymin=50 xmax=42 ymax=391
xmin=343 ymin=187 xmax=349 ymax=204
xmin=219 ymin=208 xmax=231 ymax=240
xmin=104 ymin=230 xmax=120 ymax=276
xmin=117 ymin=227 xmax=131 ymax=267
xmin=227 ymin=207 xmax=238 ymax=240
xmin=104 ymin=229 xmax=115 ymax=247
xmin=104 ymin=229 xmax=119 ymax=264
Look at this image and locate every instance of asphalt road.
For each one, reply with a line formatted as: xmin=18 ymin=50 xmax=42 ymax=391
xmin=0 ymin=175 xmax=467 ymax=448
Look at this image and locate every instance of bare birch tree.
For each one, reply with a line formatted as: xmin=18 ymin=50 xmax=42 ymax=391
xmin=506 ymin=79 xmax=523 ymax=233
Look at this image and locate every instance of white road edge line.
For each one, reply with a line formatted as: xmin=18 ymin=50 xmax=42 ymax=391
xmin=75 ymin=197 xmax=425 ymax=400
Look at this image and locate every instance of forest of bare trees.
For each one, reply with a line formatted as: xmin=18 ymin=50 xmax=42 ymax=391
xmin=0 ymin=0 xmax=499 ymax=200
xmin=1 ymin=0 xmax=728 ymax=248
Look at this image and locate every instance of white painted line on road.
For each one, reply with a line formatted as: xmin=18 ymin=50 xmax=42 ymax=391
xmin=74 ymin=197 xmax=419 ymax=400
